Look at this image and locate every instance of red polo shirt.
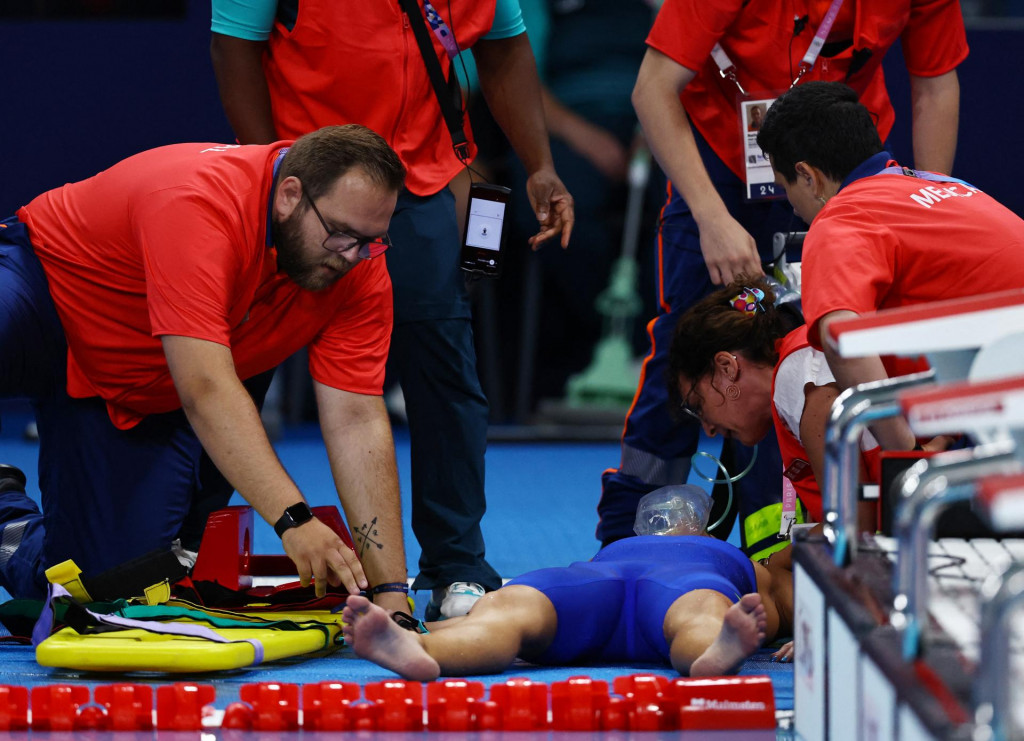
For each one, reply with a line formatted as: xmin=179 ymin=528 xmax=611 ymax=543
xmin=647 ymin=0 xmax=968 ymax=178
xmin=18 ymin=141 xmax=392 ymax=429
xmin=263 ymin=0 xmax=497 ymax=196
xmin=802 ymin=171 xmax=1024 ymax=350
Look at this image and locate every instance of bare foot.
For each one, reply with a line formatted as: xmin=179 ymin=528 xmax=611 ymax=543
xmin=689 ymin=593 xmax=767 ymax=677
xmin=342 ymin=595 xmax=440 ymax=681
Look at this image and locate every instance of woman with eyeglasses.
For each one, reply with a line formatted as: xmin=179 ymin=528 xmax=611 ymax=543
xmin=667 ymin=276 xmax=952 ymax=538
xmin=667 ymin=276 xmax=833 ymax=531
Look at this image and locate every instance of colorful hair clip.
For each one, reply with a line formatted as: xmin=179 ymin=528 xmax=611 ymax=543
xmin=730 ymin=287 xmax=765 ymax=314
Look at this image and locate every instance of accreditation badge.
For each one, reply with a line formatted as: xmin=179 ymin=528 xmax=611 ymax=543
xmin=739 ymin=95 xmax=785 ymax=202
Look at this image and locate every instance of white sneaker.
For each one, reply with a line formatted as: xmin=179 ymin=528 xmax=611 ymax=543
xmin=427 ymin=582 xmax=485 ymax=620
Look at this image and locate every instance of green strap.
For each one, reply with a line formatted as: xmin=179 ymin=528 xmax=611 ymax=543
xmin=743 ymin=501 xmax=806 ymax=562
xmin=0 ymin=597 xmax=130 ymax=638
xmin=117 ymin=604 xmax=334 ymax=637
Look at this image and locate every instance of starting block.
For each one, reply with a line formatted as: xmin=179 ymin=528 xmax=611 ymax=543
xmin=976 ymin=472 xmax=1024 ymax=530
xmin=190 ymin=504 xmax=356 ymax=593
xmin=797 ymin=289 xmax=1024 ymax=741
xmin=899 ymin=373 xmax=1024 ymax=444
xmin=825 ymin=288 xmax=1024 ymax=383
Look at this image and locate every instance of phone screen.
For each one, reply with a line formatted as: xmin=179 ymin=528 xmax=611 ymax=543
xmin=466 ymin=198 xmax=505 ymax=251
xmin=460 ymin=183 xmax=511 ymax=276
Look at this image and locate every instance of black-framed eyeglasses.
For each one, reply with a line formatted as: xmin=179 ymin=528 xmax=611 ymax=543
xmin=679 ymin=386 xmax=704 ymax=423
xmin=303 ymin=190 xmax=391 ymax=259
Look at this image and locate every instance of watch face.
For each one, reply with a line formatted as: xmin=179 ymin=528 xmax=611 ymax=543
xmin=286 ymin=502 xmax=314 ymax=525
xmin=275 ymin=502 xmax=314 ymax=537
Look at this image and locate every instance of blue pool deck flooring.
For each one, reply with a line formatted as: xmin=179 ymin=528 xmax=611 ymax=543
xmin=0 ymin=406 xmax=793 ymax=717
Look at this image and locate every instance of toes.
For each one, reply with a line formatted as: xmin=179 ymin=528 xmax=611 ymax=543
xmin=348 ymin=595 xmax=371 ymax=610
xmin=738 ymin=593 xmax=762 ymax=612
xmin=343 ymin=595 xmax=372 ymax=622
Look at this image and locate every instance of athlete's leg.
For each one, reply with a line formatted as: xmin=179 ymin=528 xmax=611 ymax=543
xmin=663 ymin=589 xmax=767 ymax=676
xmin=343 ymin=585 xmax=557 ymax=680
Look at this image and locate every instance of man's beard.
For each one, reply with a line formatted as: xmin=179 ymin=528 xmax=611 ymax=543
xmin=272 ymin=210 xmax=353 ymax=291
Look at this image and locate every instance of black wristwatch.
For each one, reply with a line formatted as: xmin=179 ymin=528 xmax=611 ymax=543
xmin=274 ymin=502 xmax=315 ymax=538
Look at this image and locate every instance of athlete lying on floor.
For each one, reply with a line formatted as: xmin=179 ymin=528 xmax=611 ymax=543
xmin=342 ymin=535 xmax=792 ymax=681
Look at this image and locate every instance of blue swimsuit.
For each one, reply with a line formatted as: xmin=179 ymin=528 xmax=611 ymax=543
xmin=505 ymin=535 xmax=756 ymax=665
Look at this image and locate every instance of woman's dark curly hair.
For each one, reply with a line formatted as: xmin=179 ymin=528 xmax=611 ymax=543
xmin=666 ymin=276 xmax=796 ymax=416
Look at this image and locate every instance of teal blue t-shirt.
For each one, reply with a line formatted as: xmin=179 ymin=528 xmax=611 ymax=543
xmin=211 ymin=0 xmax=525 ymax=41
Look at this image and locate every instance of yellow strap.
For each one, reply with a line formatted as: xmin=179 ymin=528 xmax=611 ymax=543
xmin=44 ymin=560 xmax=93 ymax=604
xmin=743 ymin=501 xmax=807 ymax=561
xmin=45 ymin=560 xmax=173 ymax=605
xmin=143 ymin=580 xmax=172 ymax=606
xmin=743 ymin=501 xmax=808 ymax=543
xmin=743 ymin=503 xmax=784 ymax=545
xmin=749 ymin=539 xmax=792 ymax=563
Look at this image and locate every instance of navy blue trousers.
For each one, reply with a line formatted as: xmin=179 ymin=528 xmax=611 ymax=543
xmin=385 ymin=188 xmax=500 ymax=592
xmin=596 ymin=135 xmax=801 ymax=549
xmin=0 ymin=217 xmax=267 ymax=599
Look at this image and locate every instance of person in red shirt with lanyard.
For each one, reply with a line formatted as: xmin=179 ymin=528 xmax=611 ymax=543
xmin=210 ymin=0 xmax=574 ymax=621
xmin=757 ymin=81 xmax=1024 ymax=451
xmin=597 ymin=0 xmax=968 ymax=557
xmin=0 ymin=125 xmax=413 ymax=611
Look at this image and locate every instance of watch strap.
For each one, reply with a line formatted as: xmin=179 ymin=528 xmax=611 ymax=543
xmin=273 ymin=502 xmax=315 ymax=538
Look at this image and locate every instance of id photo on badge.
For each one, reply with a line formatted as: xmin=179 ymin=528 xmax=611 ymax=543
xmin=746 ymin=102 xmax=767 ymax=132
xmin=740 ymin=98 xmax=782 ymax=202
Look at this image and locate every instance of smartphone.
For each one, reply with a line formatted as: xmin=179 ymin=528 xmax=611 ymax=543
xmin=459 ymin=183 xmax=511 ymax=277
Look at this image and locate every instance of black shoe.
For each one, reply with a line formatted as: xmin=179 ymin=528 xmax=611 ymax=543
xmin=0 ymin=465 xmax=27 ymax=494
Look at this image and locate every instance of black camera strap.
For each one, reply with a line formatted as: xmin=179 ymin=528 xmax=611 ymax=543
xmin=397 ymin=0 xmax=470 ymax=162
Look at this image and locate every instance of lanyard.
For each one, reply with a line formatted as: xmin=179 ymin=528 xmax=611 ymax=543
xmin=422 ymin=0 xmax=461 ymax=60
xmin=712 ymin=0 xmax=846 ymax=95
xmin=265 ymin=147 xmax=290 ymax=248
xmin=878 ymin=165 xmax=977 ymax=190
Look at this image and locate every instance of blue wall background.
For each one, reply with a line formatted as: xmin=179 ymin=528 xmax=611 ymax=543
xmin=881 ymin=23 xmax=1024 ymax=216
xmin=2 ymin=1 xmax=233 ymax=213
xmin=1 ymin=5 xmax=1021 ymax=216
